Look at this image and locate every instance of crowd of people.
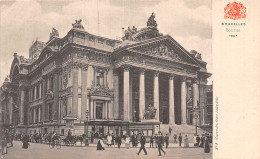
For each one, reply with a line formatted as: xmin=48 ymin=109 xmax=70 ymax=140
xmin=0 ymin=127 xmax=212 ymax=157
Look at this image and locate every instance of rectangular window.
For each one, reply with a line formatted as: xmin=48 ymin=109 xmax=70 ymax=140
xmin=36 ymin=84 xmax=40 ymax=99
xmin=96 ymin=102 xmax=103 ymax=119
xmin=36 ymin=108 xmax=39 ymax=122
xmin=61 ymin=129 xmax=64 ymax=135
xmin=49 ymin=104 xmax=53 ymax=120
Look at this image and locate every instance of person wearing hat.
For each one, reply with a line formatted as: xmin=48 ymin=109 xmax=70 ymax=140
xmin=157 ymin=132 xmax=166 ymax=156
xmin=137 ymin=133 xmax=147 ymax=155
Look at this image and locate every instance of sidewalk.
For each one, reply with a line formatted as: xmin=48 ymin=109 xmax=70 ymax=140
xmin=74 ymin=142 xmax=204 ymax=148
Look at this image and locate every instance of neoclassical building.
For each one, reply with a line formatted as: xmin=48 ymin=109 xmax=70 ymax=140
xmin=0 ymin=14 xmax=211 ymax=136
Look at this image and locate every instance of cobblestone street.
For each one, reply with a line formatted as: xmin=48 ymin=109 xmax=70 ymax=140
xmin=1 ymin=141 xmax=212 ymax=159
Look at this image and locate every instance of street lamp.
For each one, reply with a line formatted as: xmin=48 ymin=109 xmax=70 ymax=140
xmin=193 ymin=107 xmax=200 ymax=135
xmin=85 ymin=110 xmax=89 ymax=146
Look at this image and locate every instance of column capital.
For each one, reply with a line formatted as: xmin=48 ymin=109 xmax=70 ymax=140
xmin=168 ymin=74 xmax=176 ymax=80
xmin=139 ymin=68 xmax=146 ymax=75
xmin=153 ymin=71 xmax=160 ymax=77
xmin=122 ymin=64 xmax=131 ymax=71
xmin=192 ymin=78 xmax=199 ymax=84
xmin=82 ymin=64 xmax=89 ymax=71
xmin=72 ymin=62 xmax=81 ymax=69
xmin=181 ymin=76 xmax=187 ymax=82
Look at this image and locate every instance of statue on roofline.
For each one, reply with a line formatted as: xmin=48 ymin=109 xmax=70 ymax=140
xmin=72 ymin=19 xmax=84 ymax=30
xmin=147 ymin=12 xmax=157 ymax=28
xmin=50 ymin=28 xmax=59 ymax=39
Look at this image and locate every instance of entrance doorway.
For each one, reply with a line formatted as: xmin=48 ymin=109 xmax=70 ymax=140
xmin=160 ymin=107 xmax=169 ymax=124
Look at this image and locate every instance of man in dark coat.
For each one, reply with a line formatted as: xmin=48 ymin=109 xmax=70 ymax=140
xmin=116 ymin=135 xmax=121 ymax=148
xmin=157 ymin=132 xmax=166 ymax=156
xmin=195 ymin=135 xmax=201 ymax=147
xmin=112 ymin=133 xmax=115 ymax=145
xmin=137 ymin=133 xmax=147 ymax=155
xmin=150 ymin=135 xmax=154 ymax=148
xmin=165 ymin=134 xmax=169 ymax=148
xmin=178 ymin=133 xmax=182 ymax=147
xmin=204 ymin=137 xmax=210 ymax=153
xmin=173 ymin=134 xmax=177 ymax=144
xmin=168 ymin=127 xmax=172 ymax=135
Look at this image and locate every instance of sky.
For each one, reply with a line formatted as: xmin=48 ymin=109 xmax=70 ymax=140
xmin=0 ymin=0 xmax=212 ymax=84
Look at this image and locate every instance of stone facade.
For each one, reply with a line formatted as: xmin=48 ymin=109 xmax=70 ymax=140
xmin=0 ymin=14 xmax=211 ymax=136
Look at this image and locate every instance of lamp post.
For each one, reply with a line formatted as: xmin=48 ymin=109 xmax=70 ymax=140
xmin=193 ymin=107 xmax=200 ymax=135
xmin=85 ymin=110 xmax=89 ymax=146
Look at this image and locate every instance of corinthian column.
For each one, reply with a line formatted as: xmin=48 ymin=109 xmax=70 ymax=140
xmin=192 ymin=78 xmax=199 ymax=125
xmin=169 ymin=74 xmax=175 ymax=124
xmin=181 ymin=77 xmax=187 ymax=124
xmin=123 ymin=65 xmax=131 ymax=121
xmin=193 ymin=79 xmax=199 ymax=108
xmin=20 ymin=87 xmax=25 ymax=125
xmin=153 ymin=71 xmax=159 ymax=120
xmin=139 ymin=68 xmax=146 ymax=121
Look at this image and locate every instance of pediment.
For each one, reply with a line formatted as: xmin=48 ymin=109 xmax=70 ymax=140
xmin=89 ymin=86 xmax=113 ymax=97
xmin=127 ymin=36 xmax=199 ymax=66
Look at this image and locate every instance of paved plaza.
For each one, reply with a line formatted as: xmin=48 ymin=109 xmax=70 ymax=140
xmin=1 ymin=141 xmax=212 ymax=159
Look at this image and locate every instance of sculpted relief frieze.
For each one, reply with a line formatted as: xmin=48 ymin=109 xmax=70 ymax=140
xmin=62 ymin=62 xmax=72 ymax=88
xmin=135 ymin=43 xmax=184 ymax=62
xmin=42 ymin=61 xmax=56 ymax=75
xmin=71 ymin=50 xmax=112 ymax=64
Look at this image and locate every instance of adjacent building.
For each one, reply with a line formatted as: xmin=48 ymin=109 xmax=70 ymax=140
xmin=0 ymin=14 xmax=211 ymax=136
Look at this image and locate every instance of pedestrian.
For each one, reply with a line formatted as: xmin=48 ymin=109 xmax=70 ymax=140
xmin=116 ymin=135 xmax=122 ymax=149
xmin=173 ymin=134 xmax=177 ymax=144
xmin=165 ymin=134 xmax=169 ymax=148
xmin=157 ymin=132 xmax=166 ymax=156
xmin=150 ymin=135 xmax=154 ymax=148
xmin=1 ymin=136 xmax=7 ymax=155
xmin=22 ymin=134 xmax=30 ymax=149
xmin=97 ymin=137 xmax=105 ymax=150
xmin=162 ymin=133 xmax=165 ymax=146
xmin=168 ymin=127 xmax=172 ymax=135
xmin=131 ymin=134 xmax=135 ymax=147
xmin=91 ymin=132 xmax=94 ymax=143
xmin=204 ymin=137 xmax=210 ymax=153
xmin=137 ymin=133 xmax=147 ymax=155
xmin=107 ymin=134 xmax=112 ymax=146
xmin=196 ymin=134 xmax=200 ymax=147
xmin=178 ymin=133 xmax=182 ymax=147
xmin=200 ymin=135 xmax=205 ymax=147
xmin=125 ymin=135 xmax=130 ymax=149
xmin=112 ymin=133 xmax=115 ymax=145
xmin=193 ymin=134 xmax=197 ymax=146
xmin=154 ymin=134 xmax=158 ymax=148
xmin=184 ymin=135 xmax=189 ymax=148
xmin=134 ymin=133 xmax=137 ymax=147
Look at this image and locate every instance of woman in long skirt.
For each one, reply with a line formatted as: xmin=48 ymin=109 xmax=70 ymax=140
xmin=107 ymin=134 xmax=112 ymax=147
xmin=97 ymin=138 xmax=105 ymax=150
xmin=184 ymin=135 xmax=189 ymax=148
xmin=204 ymin=137 xmax=210 ymax=153
xmin=22 ymin=135 xmax=29 ymax=149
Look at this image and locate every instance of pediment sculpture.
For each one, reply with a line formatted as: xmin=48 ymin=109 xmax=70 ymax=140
xmin=143 ymin=104 xmax=157 ymax=120
xmin=138 ymin=43 xmax=183 ymax=61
